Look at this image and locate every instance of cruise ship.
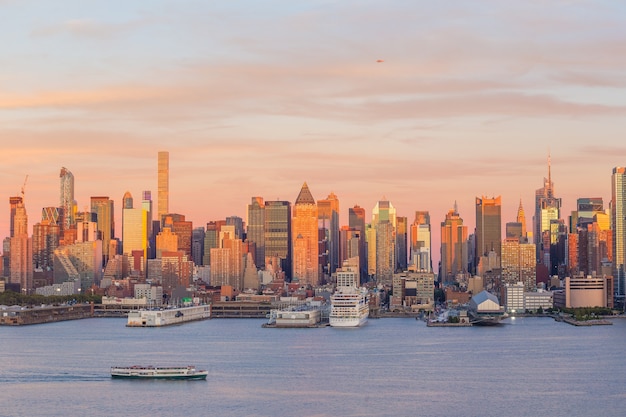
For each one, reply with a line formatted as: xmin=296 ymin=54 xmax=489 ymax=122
xmin=329 ymin=286 xmax=369 ymax=327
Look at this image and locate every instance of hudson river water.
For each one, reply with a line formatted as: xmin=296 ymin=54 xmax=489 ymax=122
xmin=1 ymin=316 xmax=625 ymax=417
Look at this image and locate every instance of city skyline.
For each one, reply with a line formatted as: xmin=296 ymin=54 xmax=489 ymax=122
xmin=2 ymin=1 xmax=626 ymax=267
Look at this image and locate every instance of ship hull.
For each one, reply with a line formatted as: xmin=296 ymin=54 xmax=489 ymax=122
xmin=329 ymin=314 xmax=368 ymax=327
xmin=111 ymin=366 xmax=208 ymax=380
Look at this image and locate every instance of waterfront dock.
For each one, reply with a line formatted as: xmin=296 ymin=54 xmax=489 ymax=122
xmin=0 ymin=304 xmax=94 ymax=326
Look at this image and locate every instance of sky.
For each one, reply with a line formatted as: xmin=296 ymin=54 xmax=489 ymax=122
xmin=2 ymin=0 xmax=626 ymax=267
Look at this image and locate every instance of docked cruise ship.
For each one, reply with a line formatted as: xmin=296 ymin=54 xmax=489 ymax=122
xmin=329 ymin=286 xmax=369 ymax=327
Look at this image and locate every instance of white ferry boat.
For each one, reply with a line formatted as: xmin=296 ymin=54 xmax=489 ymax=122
xmin=110 ymin=365 xmax=208 ymax=380
xmin=329 ymin=286 xmax=369 ymax=327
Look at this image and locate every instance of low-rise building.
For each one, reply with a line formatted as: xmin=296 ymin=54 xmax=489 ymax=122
xmin=553 ymin=274 xmax=611 ymax=309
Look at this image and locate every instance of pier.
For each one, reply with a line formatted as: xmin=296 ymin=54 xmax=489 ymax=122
xmin=0 ymin=304 xmax=94 ymax=326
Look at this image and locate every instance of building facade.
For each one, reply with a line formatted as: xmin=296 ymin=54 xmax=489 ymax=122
xmin=292 ymin=183 xmax=319 ymax=286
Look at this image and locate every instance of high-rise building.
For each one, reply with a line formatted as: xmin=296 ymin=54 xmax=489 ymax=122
xmin=226 ymin=216 xmax=244 ymax=239
xmin=410 ymin=211 xmax=432 ymax=272
xmin=440 ymin=203 xmax=468 ymax=284
xmin=156 ymin=227 xmax=178 ymax=258
xmin=157 ymin=151 xmax=169 ymax=223
xmin=202 ymin=221 xmax=223 ymax=267
xmin=517 ymin=199 xmax=527 ymax=241
xmin=10 ymin=195 xmax=33 ymax=292
xmin=372 ymin=199 xmax=396 ymax=285
xmin=121 ymin=191 xmax=148 ymax=257
xmin=292 ymin=183 xmax=319 ymax=286
xmin=59 ymin=167 xmax=75 ymax=231
xmin=475 ymin=196 xmax=502 ymax=269
xmin=396 ymin=216 xmax=408 ymax=272
xmin=348 ymin=205 xmax=367 ymax=282
xmin=142 ymin=191 xmax=153 ymax=258
xmin=612 ymin=167 xmax=626 ymax=299
xmin=90 ymin=196 xmax=114 ymax=263
xmin=171 ymin=216 xmax=192 ymax=259
xmin=9 ymin=196 xmax=22 ymax=237
xmin=247 ymin=197 xmax=265 ymax=269
xmin=534 ymin=155 xmax=561 ymax=263
xmin=33 ymin=221 xmax=60 ymax=271
xmin=501 ymin=238 xmax=537 ymax=291
xmin=317 ymin=192 xmax=340 ymax=276
xmin=265 ymin=201 xmax=291 ymax=279
xmin=191 ymin=227 xmax=205 ymax=266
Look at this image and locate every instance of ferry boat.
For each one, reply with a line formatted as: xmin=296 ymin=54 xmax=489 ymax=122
xmin=329 ymin=286 xmax=369 ymax=327
xmin=110 ymin=365 xmax=208 ymax=380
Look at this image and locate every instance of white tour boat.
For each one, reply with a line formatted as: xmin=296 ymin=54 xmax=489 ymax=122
xmin=110 ymin=365 xmax=208 ymax=380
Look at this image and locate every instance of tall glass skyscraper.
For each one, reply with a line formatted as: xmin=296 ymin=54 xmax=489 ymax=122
xmin=475 ymin=196 xmax=502 ymax=269
xmin=247 ymin=197 xmax=265 ymax=269
xmin=59 ymin=167 xmax=74 ymax=231
xmin=611 ymin=167 xmax=626 ymax=300
xmin=264 ymin=201 xmax=291 ymax=280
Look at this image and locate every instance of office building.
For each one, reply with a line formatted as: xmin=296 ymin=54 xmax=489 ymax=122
xmin=440 ymin=203 xmax=468 ymax=284
xmin=292 ymin=183 xmax=318 ymax=286
xmin=247 ymin=197 xmax=265 ymax=268
xmin=348 ymin=205 xmax=367 ymax=282
xmin=475 ymin=196 xmax=502 ymax=269
xmin=264 ymin=201 xmax=291 ymax=280
xmin=317 ymin=192 xmax=340 ymax=275
xmin=191 ymin=227 xmax=205 ymax=266
xmin=534 ymin=155 xmax=562 ymax=264
xmin=122 ymin=191 xmax=148 ymax=257
xmin=90 ymin=196 xmax=114 ymax=262
xmin=501 ymin=238 xmax=537 ymax=291
xmin=410 ymin=211 xmax=432 ymax=272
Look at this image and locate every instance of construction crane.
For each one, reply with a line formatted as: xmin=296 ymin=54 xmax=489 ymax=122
xmin=21 ymin=174 xmax=28 ymax=199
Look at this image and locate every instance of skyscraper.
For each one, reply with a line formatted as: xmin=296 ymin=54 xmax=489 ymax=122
xmin=440 ymin=203 xmax=468 ymax=284
xmin=372 ymin=199 xmax=396 ymax=285
xmin=247 ymin=197 xmax=265 ymax=268
xmin=396 ymin=216 xmax=408 ymax=272
xmin=90 ymin=196 xmax=114 ymax=263
xmin=611 ymin=167 xmax=626 ymax=300
xmin=534 ymin=155 xmax=561 ymax=264
xmin=264 ymin=201 xmax=291 ymax=279
xmin=410 ymin=211 xmax=432 ymax=272
xmin=517 ymin=199 xmax=527 ymax=241
xmin=317 ymin=192 xmax=340 ymax=276
xmin=475 ymin=196 xmax=502 ymax=269
xmin=59 ymin=167 xmax=75 ymax=231
xmin=501 ymin=238 xmax=536 ymax=291
xmin=10 ymin=195 xmax=32 ymax=292
xmin=348 ymin=205 xmax=367 ymax=281
xmin=292 ymin=183 xmax=319 ymax=286
xmin=157 ymin=151 xmax=169 ymax=223
xmin=9 ymin=196 xmax=23 ymax=237
xmin=122 ymin=191 xmax=148 ymax=257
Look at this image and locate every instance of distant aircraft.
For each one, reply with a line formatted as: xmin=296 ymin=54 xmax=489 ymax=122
xmin=376 ymin=59 xmax=384 ymax=63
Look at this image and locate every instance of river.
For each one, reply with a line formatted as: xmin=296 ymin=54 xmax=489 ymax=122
xmin=1 ymin=316 xmax=624 ymax=417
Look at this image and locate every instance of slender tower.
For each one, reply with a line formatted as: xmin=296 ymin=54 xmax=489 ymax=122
xmin=59 ymin=167 xmax=75 ymax=231
xmin=612 ymin=167 xmax=626 ymax=299
xmin=158 ymin=151 xmax=169 ymax=224
xmin=534 ymin=154 xmax=561 ymax=264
